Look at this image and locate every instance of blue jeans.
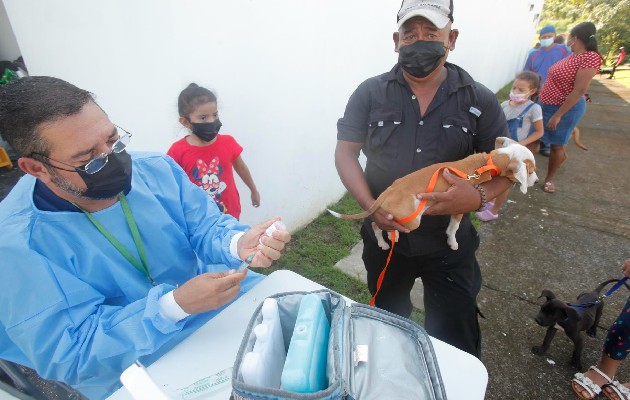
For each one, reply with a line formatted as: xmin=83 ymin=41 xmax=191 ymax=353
xmin=541 ymin=97 xmax=587 ymax=145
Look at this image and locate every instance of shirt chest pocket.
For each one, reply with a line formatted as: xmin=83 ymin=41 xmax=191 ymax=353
xmin=366 ymin=110 xmax=402 ymax=152
xmin=440 ymin=114 xmax=477 ymax=158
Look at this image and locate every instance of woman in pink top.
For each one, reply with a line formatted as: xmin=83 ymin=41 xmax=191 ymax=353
xmin=538 ymin=22 xmax=602 ymax=193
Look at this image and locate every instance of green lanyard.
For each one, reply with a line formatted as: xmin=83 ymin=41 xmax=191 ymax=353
xmin=74 ymin=193 xmax=154 ymax=285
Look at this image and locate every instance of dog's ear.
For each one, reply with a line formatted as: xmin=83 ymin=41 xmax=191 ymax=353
xmin=495 ymin=136 xmax=514 ymax=149
xmin=503 ymin=159 xmax=530 ymax=194
xmin=539 ymin=289 xmax=555 ymax=301
xmin=525 ymin=159 xmax=536 ymax=175
xmin=525 ymin=159 xmax=538 ymax=187
xmin=563 ymin=306 xmax=581 ymax=322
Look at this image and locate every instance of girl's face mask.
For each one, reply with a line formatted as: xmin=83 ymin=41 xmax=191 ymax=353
xmin=191 ymin=119 xmax=222 ymax=142
xmin=509 ymin=91 xmax=531 ymax=103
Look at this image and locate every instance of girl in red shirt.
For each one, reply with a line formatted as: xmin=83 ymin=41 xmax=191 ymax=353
xmin=538 ymin=22 xmax=602 ymax=193
xmin=167 ymin=83 xmax=260 ymax=219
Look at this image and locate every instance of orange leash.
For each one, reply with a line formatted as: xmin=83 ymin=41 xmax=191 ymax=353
xmin=369 ymin=230 xmax=397 ymax=306
xmin=369 ymin=154 xmax=500 ymax=308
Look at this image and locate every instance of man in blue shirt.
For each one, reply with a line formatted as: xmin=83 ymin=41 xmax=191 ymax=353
xmin=0 ymin=76 xmax=291 ymax=399
xmin=524 ymin=25 xmax=570 ymax=156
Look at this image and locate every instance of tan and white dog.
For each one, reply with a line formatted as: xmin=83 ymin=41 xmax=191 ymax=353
xmin=329 ymin=137 xmax=538 ymax=251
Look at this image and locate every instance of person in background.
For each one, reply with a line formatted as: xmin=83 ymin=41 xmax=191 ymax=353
xmin=608 ymin=46 xmax=626 ymax=79
xmin=476 ymin=71 xmax=543 ymax=222
xmin=554 ymin=34 xmax=571 ymax=53
xmin=539 ymin=22 xmax=602 ymax=194
xmin=524 ymin=25 xmax=570 ymax=157
xmin=529 ymin=42 xmax=541 ymax=55
xmin=335 ymin=0 xmax=511 ymax=358
xmin=0 ymin=76 xmax=290 ymax=399
xmin=168 ymin=83 xmax=260 ymax=220
xmin=571 ymin=258 xmax=630 ymax=400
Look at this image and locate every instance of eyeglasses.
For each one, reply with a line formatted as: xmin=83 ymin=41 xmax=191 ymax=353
xmin=31 ymin=126 xmax=132 ymax=175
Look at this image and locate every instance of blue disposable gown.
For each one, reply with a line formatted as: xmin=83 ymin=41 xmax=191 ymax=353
xmin=0 ymin=152 xmax=264 ymax=399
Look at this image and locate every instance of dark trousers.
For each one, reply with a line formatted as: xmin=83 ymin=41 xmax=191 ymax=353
xmin=362 ymin=227 xmax=482 ymax=358
xmin=609 ymin=64 xmax=619 ymax=79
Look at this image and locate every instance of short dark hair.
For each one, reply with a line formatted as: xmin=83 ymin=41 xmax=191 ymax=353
xmin=177 ymin=83 xmax=217 ymax=118
xmin=570 ymin=22 xmax=598 ymax=53
xmin=0 ymin=76 xmax=94 ymax=157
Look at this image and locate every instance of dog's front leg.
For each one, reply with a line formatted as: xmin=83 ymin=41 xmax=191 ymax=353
xmin=446 ymin=214 xmax=463 ymax=250
xmin=532 ymin=326 xmax=557 ymax=355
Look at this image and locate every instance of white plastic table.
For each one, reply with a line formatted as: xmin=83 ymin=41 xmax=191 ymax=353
xmin=108 ymin=270 xmax=487 ymax=399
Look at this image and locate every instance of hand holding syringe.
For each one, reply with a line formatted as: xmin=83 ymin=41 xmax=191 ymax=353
xmin=237 ymin=220 xmax=287 ymax=272
xmin=170 ymin=219 xmax=290 ymax=316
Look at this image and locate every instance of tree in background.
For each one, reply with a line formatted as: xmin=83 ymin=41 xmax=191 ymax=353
xmin=540 ymin=0 xmax=629 ymax=64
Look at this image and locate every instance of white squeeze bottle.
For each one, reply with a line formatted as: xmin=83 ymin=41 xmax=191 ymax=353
xmin=241 ymin=297 xmax=286 ymax=388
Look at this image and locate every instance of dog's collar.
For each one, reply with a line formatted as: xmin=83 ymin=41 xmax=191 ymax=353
xmin=395 ymin=153 xmax=500 ymax=225
xmin=439 ymin=153 xmax=501 ymax=182
xmin=471 ymin=154 xmax=501 ymax=180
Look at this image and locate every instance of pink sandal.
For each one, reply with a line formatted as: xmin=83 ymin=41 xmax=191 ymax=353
xmin=476 ymin=209 xmax=498 ymax=222
xmin=543 ymin=181 xmax=556 ymax=193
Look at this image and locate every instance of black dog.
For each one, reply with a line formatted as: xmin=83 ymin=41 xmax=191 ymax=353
xmin=532 ymin=279 xmax=627 ymax=370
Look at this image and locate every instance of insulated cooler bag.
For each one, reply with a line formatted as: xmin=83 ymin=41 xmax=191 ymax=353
xmin=232 ymin=290 xmax=447 ymax=400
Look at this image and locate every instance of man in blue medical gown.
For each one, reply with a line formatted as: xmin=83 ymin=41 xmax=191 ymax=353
xmin=0 ymin=76 xmax=291 ymax=399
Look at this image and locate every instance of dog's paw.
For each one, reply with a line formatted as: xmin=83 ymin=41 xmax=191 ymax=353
xmin=447 ymin=239 xmax=459 ymax=251
xmin=586 ymin=328 xmax=597 ymax=338
xmin=531 ymin=345 xmax=546 ymax=355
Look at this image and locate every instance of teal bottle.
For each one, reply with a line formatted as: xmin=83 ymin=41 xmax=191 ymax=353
xmin=281 ymin=294 xmax=330 ymax=393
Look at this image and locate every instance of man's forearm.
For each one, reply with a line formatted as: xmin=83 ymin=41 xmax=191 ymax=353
xmin=481 ymin=176 xmax=513 ymax=203
xmin=335 ymin=142 xmax=374 ymax=210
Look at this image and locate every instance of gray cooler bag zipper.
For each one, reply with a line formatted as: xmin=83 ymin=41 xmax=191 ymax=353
xmin=232 ymin=290 xmax=447 ymax=400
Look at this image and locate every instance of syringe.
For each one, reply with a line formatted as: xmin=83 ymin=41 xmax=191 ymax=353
xmin=237 ymin=221 xmax=287 ymax=272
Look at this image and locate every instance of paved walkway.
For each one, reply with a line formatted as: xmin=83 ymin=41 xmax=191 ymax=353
xmin=334 ymin=76 xmax=630 ymax=399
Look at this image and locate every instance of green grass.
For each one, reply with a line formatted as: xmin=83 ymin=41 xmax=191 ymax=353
xmin=496 ymin=80 xmax=513 ymax=103
xmin=609 ymin=68 xmax=630 ymax=89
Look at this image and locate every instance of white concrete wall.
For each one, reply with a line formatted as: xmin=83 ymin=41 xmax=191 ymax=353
xmin=0 ymin=0 xmax=21 ymax=62
xmin=2 ymin=0 xmax=542 ymax=230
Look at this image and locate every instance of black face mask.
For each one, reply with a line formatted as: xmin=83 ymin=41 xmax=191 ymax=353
xmin=77 ymin=150 xmax=132 ymax=199
xmin=398 ymin=40 xmax=448 ymax=78
xmin=191 ymin=119 xmax=222 ymax=142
